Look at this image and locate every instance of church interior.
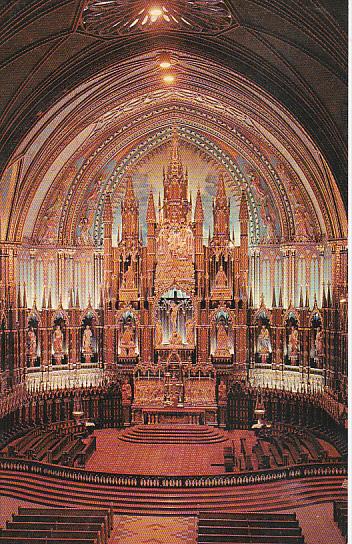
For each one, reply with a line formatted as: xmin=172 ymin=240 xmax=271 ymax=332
xmin=0 ymin=1 xmax=348 ymax=543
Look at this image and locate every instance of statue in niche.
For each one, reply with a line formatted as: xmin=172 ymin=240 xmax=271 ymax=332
xmin=169 ymin=300 xmax=180 ymax=333
xmin=120 ymin=325 xmax=136 ymax=357
xmin=315 ymin=327 xmax=324 ymax=357
xmin=294 ymin=203 xmax=315 ymax=241
xmin=123 ymin=264 xmax=135 ymax=289
xmin=249 ymin=171 xmax=266 ymax=201
xmin=155 ymin=320 xmax=163 ymax=346
xmin=185 ymin=319 xmax=194 ymax=345
xmin=27 ymin=327 xmax=37 ymax=364
xmin=215 ymin=322 xmax=230 ymax=356
xmin=257 ymin=325 xmax=271 ymax=356
xmin=260 ymin=197 xmax=278 ymax=243
xmin=53 ymin=325 xmax=64 ymax=364
xmin=218 ymin=380 xmax=227 ymax=402
xmin=288 ymin=326 xmax=299 ymax=357
xmin=77 ymin=217 xmax=93 ymax=245
xmin=40 ymin=187 xmax=65 ymax=243
xmin=122 ymin=379 xmax=132 ymax=404
xmin=82 ymin=325 xmax=93 ymax=358
xmin=214 ymin=264 xmax=228 ymax=288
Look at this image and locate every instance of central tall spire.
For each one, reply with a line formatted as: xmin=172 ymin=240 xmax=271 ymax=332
xmin=163 ymin=126 xmax=191 ymax=224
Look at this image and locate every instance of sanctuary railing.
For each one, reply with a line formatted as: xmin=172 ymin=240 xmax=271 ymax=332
xmin=0 ymin=457 xmax=346 ymax=489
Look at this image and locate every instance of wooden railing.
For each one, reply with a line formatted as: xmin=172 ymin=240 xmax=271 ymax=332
xmin=0 ymin=457 xmax=346 ymax=489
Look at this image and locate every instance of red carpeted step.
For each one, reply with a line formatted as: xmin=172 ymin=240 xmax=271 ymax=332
xmin=118 ymin=425 xmax=227 ymax=444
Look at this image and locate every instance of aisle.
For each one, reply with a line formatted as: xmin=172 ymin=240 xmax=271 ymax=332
xmin=109 ymin=515 xmax=197 ymax=543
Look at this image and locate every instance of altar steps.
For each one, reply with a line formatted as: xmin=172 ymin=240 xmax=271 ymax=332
xmin=118 ymin=425 xmax=227 ymax=444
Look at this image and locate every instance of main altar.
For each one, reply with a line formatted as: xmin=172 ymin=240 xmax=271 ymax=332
xmin=113 ymin=130 xmax=249 ymax=426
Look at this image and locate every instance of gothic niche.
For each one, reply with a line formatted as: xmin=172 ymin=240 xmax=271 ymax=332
xmin=212 ymin=310 xmax=232 ymax=359
xmin=52 ymin=314 xmax=66 ymax=365
xmin=310 ymin=313 xmax=324 ymax=368
xmin=255 ymin=312 xmax=272 ymax=364
xmin=27 ymin=315 xmax=39 ymax=367
xmin=285 ymin=313 xmax=299 ymax=365
xmin=119 ymin=311 xmax=137 ymax=357
xmin=81 ymin=312 xmax=97 ymax=364
xmin=156 ymin=288 xmax=193 ymax=347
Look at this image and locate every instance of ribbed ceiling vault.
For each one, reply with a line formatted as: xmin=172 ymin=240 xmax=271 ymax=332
xmin=0 ymin=0 xmax=347 ymax=210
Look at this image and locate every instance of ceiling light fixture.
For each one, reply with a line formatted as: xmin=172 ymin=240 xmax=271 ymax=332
xmin=149 ymin=6 xmax=163 ymax=21
xmin=159 ymin=52 xmax=171 ymax=69
xmin=163 ymin=74 xmax=175 ymax=84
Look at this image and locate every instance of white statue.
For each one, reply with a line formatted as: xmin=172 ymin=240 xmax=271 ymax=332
xmin=53 ymin=325 xmax=63 ymax=354
xmin=82 ymin=325 xmax=93 ymax=354
xmin=315 ymin=327 xmax=324 ymax=356
xmin=288 ymin=327 xmax=299 ymax=356
xmin=27 ymin=327 xmax=37 ymax=359
xmin=257 ymin=325 xmax=271 ymax=354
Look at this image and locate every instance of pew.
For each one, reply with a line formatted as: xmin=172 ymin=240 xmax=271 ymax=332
xmin=198 ymin=511 xmax=305 ymax=544
xmin=17 ymin=507 xmax=113 ymax=532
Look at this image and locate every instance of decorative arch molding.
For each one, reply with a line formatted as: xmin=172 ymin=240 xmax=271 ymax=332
xmin=34 ymin=110 xmax=317 ymax=248
xmin=4 ymin=54 xmax=346 ymax=244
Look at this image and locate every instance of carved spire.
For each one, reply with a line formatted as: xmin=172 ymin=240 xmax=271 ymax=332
xmin=146 ymin=189 xmax=156 ymax=223
xmin=327 ymin=282 xmax=332 ymax=307
xmin=305 ymin=286 xmax=310 ymax=308
xmin=47 ymin=289 xmax=52 ymax=309
xmin=212 ymin=171 xmax=230 ymax=243
xmin=75 ymin=288 xmax=80 ymax=308
xmin=124 ymin=171 xmax=138 ymax=206
xmin=278 ymin=286 xmax=283 ymax=307
xmin=239 ymin=191 xmax=249 ymax=222
xmin=121 ymin=172 xmax=139 ymax=242
xmin=299 ymin=286 xmax=304 ymax=308
xmin=194 ymin=187 xmax=204 ymax=223
xmin=163 ymin=126 xmax=191 ymax=224
xmin=322 ymin=284 xmax=327 ymax=307
xmin=23 ymin=283 xmax=27 ymax=308
xmin=41 ymin=287 xmax=46 ymax=310
xmin=272 ymin=286 xmax=277 ymax=308
xmin=69 ymin=288 xmax=74 ymax=308
xmin=249 ymin=286 xmax=253 ymax=308
xmin=17 ymin=286 xmax=22 ymax=309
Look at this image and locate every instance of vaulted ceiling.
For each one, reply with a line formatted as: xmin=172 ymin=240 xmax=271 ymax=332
xmin=0 ymin=0 xmax=347 ymax=245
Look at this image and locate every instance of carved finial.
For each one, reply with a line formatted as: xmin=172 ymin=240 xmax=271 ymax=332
xmin=194 ymin=187 xmax=204 ymax=223
xmin=146 ymin=189 xmax=156 ymax=223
